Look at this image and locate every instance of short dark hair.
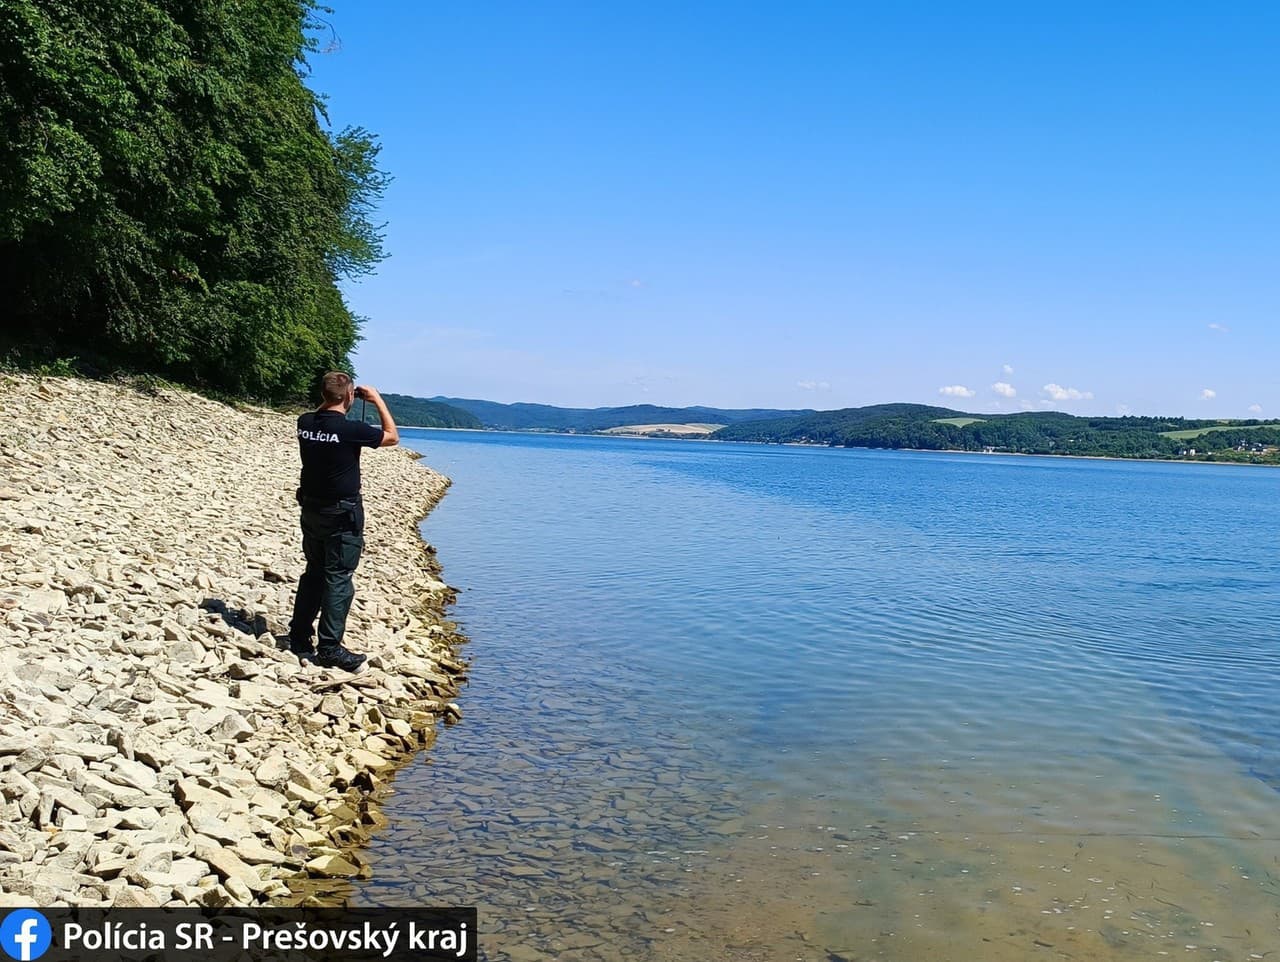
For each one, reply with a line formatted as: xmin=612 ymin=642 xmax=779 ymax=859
xmin=320 ymin=371 xmax=354 ymax=405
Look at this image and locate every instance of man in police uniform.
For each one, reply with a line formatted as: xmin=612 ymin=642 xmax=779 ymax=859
xmin=289 ymin=371 xmax=399 ymax=671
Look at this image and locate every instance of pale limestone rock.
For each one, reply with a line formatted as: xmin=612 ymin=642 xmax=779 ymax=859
xmin=60 ymin=742 xmax=118 ymax=762
xmin=285 ymin=763 xmax=327 ymax=794
xmin=174 ymin=780 xmax=245 ymax=814
xmin=11 ymin=747 xmax=49 ymax=775
xmin=186 ymin=809 xmax=250 ymax=847
xmin=41 ymin=786 xmax=97 ymax=819
xmin=88 ymin=854 xmax=129 ymax=880
xmin=349 ymin=748 xmax=393 ymax=772
xmin=386 ymin=718 xmax=413 ymax=739
xmin=104 ymin=758 xmax=159 ymax=792
xmin=285 ymin=782 xmax=323 ymax=808
xmin=113 ymin=885 xmax=160 ymax=907
xmin=115 ymin=808 xmax=161 ymax=831
xmin=193 ymin=838 xmax=266 ymax=893
xmin=56 ymin=813 xmax=89 ymax=833
xmin=230 ymin=838 xmax=290 ymax=867
xmin=254 ymin=755 xmax=289 ymax=789
xmin=0 ymin=831 xmax=35 ymax=861
xmin=74 ymin=770 xmax=147 ymax=808
xmin=304 ymin=854 xmax=360 ymax=878
xmin=21 ymin=590 xmax=66 ymax=615
xmin=216 ymin=712 xmax=254 ymax=742
xmin=164 ymin=858 xmax=211 ymax=888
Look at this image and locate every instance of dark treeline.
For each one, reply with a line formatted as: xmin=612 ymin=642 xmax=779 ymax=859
xmin=0 ymin=0 xmax=387 ymax=400
xmin=350 ymin=394 xmax=482 ymax=430
xmin=712 ymin=405 xmax=1280 ymax=460
xmin=429 ymin=396 xmax=812 ymax=432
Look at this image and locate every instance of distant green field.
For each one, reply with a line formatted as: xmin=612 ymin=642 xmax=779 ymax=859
xmin=932 ymin=417 xmax=987 ymax=428
xmin=1160 ymin=424 xmax=1275 ymax=440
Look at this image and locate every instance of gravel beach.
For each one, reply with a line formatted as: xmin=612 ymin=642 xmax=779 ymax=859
xmin=0 ymin=374 xmax=466 ymax=907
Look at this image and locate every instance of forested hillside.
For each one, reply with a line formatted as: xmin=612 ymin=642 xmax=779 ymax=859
xmin=383 ymin=394 xmax=1280 ymax=462
xmin=712 ymin=406 xmax=1280 ymax=461
xmin=430 ymin=397 xmax=811 ymax=431
xmin=350 ymin=394 xmax=482 ymax=430
xmin=0 ymin=1 xmax=386 ymax=400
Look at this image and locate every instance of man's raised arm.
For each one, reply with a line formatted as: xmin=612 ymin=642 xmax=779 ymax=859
xmin=357 ymin=385 xmax=400 ymax=447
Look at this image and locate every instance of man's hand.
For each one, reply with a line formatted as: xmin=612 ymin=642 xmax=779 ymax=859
xmin=357 ymin=385 xmax=399 ymax=447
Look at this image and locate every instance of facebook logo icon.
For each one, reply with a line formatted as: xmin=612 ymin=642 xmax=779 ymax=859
xmin=0 ymin=911 xmax=51 ymax=961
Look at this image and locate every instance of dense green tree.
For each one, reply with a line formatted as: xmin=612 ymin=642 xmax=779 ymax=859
xmin=0 ymin=0 xmax=387 ymax=399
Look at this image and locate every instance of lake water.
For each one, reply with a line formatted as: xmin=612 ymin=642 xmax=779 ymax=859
xmin=354 ymin=430 xmax=1280 ymax=962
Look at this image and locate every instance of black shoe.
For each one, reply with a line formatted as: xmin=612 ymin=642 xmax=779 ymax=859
xmin=314 ymin=645 xmax=367 ymax=672
xmin=289 ymin=642 xmax=316 ymax=662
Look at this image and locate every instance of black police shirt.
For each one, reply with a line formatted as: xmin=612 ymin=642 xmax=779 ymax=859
xmin=296 ymin=410 xmax=384 ymax=501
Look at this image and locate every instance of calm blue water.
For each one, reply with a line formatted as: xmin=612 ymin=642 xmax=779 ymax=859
xmin=356 ymin=431 xmax=1280 ymax=962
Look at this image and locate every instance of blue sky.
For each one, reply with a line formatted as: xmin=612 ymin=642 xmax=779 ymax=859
xmin=307 ymin=2 xmax=1278 ymax=417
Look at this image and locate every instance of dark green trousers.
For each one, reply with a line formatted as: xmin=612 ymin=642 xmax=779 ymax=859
xmin=288 ymin=493 xmax=365 ymax=650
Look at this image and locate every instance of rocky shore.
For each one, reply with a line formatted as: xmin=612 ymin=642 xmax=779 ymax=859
xmin=0 ymin=374 xmax=466 ymax=907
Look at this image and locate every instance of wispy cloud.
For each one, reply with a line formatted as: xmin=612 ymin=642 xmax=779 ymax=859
xmin=991 ymin=381 xmax=1016 ymax=398
xmin=939 ymin=385 xmax=976 ymax=398
xmin=1249 ymin=403 xmax=1263 ymax=414
xmin=1207 ymin=323 xmax=1229 ymax=333
xmin=1002 ymin=364 xmax=1014 ymax=376
xmin=1116 ymin=403 xmax=1132 ymax=416
xmin=796 ymin=380 xmax=831 ymax=391
xmin=1201 ymin=388 xmax=1217 ymax=400
xmin=1042 ymin=383 xmax=1094 ymax=402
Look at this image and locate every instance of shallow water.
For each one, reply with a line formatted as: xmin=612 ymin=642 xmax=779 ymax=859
xmin=353 ymin=432 xmax=1280 ymax=961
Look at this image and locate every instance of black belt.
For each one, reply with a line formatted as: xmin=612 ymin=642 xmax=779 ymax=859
xmin=296 ymin=489 xmax=362 ymax=509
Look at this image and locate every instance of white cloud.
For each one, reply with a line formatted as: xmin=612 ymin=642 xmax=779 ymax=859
xmin=938 ymin=385 xmax=976 ymax=398
xmin=1201 ymin=388 xmax=1217 ymax=401
xmin=1116 ymin=403 xmax=1132 ymax=416
xmin=1208 ymin=323 xmax=1229 ymax=333
xmin=796 ymin=380 xmax=831 ymax=391
xmin=991 ymin=381 xmax=1017 ymax=398
xmin=1249 ymin=403 xmax=1263 ymax=414
xmin=1002 ymin=364 xmax=1014 ymax=376
xmin=1042 ymin=383 xmax=1094 ymax=402
xmin=1019 ymin=400 xmax=1036 ymax=411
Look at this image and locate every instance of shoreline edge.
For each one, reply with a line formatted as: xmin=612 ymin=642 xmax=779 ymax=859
xmin=0 ymin=374 xmax=467 ymax=908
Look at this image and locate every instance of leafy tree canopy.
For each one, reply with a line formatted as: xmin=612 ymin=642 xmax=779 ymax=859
xmin=0 ymin=0 xmax=388 ymax=400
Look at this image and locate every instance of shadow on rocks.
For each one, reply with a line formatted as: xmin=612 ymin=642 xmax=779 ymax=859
xmin=199 ymin=597 xmax=289 ymax=649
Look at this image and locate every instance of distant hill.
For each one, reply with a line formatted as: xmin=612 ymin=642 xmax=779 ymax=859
xmin=712 ymin=403 xmax=966 ymax=444
xmin=712 ymin=406 xmax=1280 ymax=461
xmin=360 ymin=391 xmax=1280 ymax=462
xmin=349 ymin=394 xmax=482 ymax=429
xmin=429 ymin=397 xmax=812 ymax=432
